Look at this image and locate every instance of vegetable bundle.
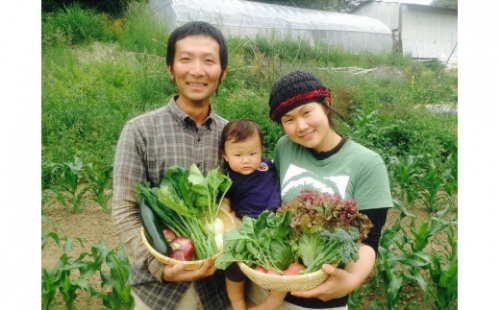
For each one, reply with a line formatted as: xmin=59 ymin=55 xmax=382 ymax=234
xmin=137 ymin=164 xmax=232 ymax=260
xmin=215 ymin=189 xmax=373 ymax=274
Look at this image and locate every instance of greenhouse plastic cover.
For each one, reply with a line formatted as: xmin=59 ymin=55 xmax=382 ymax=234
xmin=148 ymin=0 xmax=393 ymax=53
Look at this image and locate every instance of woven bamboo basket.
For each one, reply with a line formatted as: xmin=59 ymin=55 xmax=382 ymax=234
xmin=141 ymin=208 xmax=235 ymax=270
xmin=238 ymin=262 xmax=330 ymax=292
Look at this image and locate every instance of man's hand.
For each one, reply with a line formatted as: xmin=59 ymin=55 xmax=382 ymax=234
xmin=162 ymin=258 xmax=217 ymax=282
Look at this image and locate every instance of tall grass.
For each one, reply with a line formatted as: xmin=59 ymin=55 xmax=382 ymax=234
xmin=42 ymin=3 xmax=116 ymax=48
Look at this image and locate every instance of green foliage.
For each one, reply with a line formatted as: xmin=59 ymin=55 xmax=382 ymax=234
xmin=387 ymin=154 xmax=424 ymax=204
xmin=53 ymin=156 xmax=92 ymax=214
xmin=93 ymin=241 xmax=134 ymax=309
xmin=42 ymin=237 xmax=95 ymax=310
xmin=87 ymin=164 xmax=114 ymax=213
xmin=42 ymin=234 xmax=134 ymax=310
xmin=215 ymin=211 xmax=295 ymax=272
xmin=42 ymin=43 xmax=171 ymax=170
xmin=42 ymin=215 xmax=60 ymax=250
xmin=354 ymin=201 xmax=458 ymax=309
xmin=42 ymin=3 xmax=116 ymax=48
xmin=117 ymin=1 xmax=171 ymax=56
xmin=42 ymin=0 xmax=145 ymax=15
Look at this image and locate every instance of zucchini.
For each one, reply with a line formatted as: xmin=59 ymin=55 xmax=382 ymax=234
xmin=138 ymin=196 xmax=170 ymax=256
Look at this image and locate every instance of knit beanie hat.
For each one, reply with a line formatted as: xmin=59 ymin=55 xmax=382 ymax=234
xmin=268 ymin=70 xmax=332 ymax=122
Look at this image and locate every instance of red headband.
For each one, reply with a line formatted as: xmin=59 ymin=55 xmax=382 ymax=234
xmin=270 ymin=89 xmax=331 ymax=120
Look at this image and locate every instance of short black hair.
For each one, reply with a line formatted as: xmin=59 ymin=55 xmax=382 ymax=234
xmin=166 ymin=21 xmax=228 ymax=78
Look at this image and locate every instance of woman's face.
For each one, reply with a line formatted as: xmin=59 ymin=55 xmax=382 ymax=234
xmin=280 ymin=102 xmax=335 ymax=152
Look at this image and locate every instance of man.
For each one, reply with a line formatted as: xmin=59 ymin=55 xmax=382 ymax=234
xmin=112 ymin=21 xmax=231 ymax=310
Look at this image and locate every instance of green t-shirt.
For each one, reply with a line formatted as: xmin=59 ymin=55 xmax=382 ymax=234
xmin=274 ymin=136 xmax=393 ymax=211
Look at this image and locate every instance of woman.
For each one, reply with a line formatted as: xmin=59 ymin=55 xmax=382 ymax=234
xmin=247 ymin=70 xmax=393 ymax=310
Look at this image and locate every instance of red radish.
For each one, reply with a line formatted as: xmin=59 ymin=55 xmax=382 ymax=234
xmin=169 ymin=237 xmax=195 ymax=261
xmin=254 ymin=266 xmax=267 ymax=273
xmin=162 ymin=228 xmax=177 ymax=242
xmin=266 ymin=269 xmax=281 ymax=276
xmin=283 ymin=262 xmax=306 ymax=275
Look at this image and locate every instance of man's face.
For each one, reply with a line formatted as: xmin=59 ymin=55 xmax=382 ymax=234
xmin=167 ymin=35 xmax=226 ymax=106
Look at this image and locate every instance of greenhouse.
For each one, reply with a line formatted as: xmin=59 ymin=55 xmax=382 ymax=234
xmin=148 ymin=0 xmax=393 ymax=54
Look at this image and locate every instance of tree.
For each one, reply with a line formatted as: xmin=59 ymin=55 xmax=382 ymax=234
xmin=42 ymin=0 xmax=137 ymax=14
xmin=431 ymin=0 xmax=458 ymax=9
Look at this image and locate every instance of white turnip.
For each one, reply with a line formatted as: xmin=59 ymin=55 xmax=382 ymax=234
xmin=204 ymin=217 xmax=225 ymax=235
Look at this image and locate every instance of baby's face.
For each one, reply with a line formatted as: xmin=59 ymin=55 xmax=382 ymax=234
xmin=222 ymin=134 xmax=262 ymax=175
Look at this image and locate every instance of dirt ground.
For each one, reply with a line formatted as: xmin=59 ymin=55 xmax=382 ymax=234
xmin=41 ymin=193 xmax=455 ymax=309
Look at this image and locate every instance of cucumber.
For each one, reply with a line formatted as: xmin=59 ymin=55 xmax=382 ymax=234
xmin=138 ymin=196 xmax=170 ymax=256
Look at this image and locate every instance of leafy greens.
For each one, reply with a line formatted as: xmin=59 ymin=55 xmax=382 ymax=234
xmin=215 ymin=189 xmax=373 ymax=274
xmin=137 ymin=164 xmax=232 ymax=260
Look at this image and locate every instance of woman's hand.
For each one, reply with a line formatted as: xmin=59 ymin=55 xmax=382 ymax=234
xmin=161 ymin=258 xmax=217 ymax=282
xmin=290 ymin=264 xmax=358 ymax=301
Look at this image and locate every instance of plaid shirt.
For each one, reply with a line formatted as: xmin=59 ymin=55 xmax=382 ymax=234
xmin=112 ymin=97 xmax=230 ymax=310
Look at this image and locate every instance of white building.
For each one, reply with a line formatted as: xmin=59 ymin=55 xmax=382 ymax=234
xmin=351 ymin=1 xmax=457 ymax=64
xmin=148 ymin=0 xmax=393 ymax=54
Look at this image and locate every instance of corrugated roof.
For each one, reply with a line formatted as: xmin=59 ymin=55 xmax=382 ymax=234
xmin=154 ymin=0 xmax=392 ymax=34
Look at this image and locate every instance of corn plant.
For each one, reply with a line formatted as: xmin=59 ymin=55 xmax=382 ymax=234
xmin=371 ymin=201 xmax=409 ymax=309
xmin=42 ymin=237 xmax=96 ymax=310
xmin=348 ymin=281 xmax=378 ymax=309
xmin=92 ymin=240 xmax=134 ymax=309
xmin=441 ymin=153 xmax=458 ymax=210
xmin=369 ymin=201 xmax=457 ymax=309
xmin=42 ymin=237 xmax=134 ymax=310
xmin=54 ymin=156 xmax=91 ymax=214
xmin=42 ymin=215 xmax=60 ymax=250
xmin=387 ymin=154 xmax=423 ymax=205
xmin=87 ymin=164 xmax=113 ymax=213
xmin=418 ymin=157 xmax=450 ymax=212
xmin=410 ymin=209 xmax=458 ymax=309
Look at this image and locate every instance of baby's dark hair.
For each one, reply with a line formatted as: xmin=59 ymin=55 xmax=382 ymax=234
xmin=220 ymin=119 xmax=263 ymax=171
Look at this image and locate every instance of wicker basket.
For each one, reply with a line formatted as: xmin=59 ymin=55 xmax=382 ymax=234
xmin=238 ymin=262 xmax=330 ymax=292
xmin=141 ymin=208 xmax=235 ymax=270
